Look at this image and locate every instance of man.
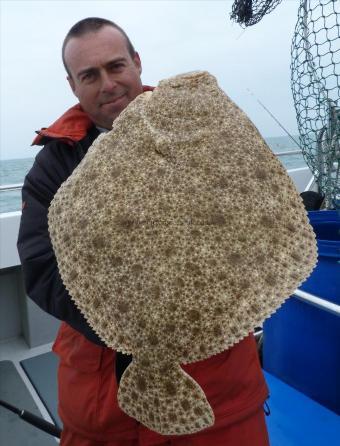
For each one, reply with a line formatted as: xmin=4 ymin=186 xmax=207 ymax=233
xmin=17 ymin=18 xmax=270 ymax=446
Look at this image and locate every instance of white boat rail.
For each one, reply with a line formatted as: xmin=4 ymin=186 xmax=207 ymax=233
xmin=0 ymin=183 xmax=23 ymax=192
xmin=273 ymin=149 xmax=302 ymax=156
xmin=0 ymin=151 xmax=304 ymax=193
xmin=294 ymin=289 xmax=340 ymax=317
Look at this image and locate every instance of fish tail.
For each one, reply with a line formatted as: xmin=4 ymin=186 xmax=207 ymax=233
xmin=117 ymin=359 xmax=214 ymax=435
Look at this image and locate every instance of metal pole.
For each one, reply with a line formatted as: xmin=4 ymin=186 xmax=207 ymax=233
xmin=0 ymin=399 xmax=61 ymax=438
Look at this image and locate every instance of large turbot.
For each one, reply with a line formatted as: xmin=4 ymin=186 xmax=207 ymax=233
xmin=48 ymin=71 xmax=317 ymax=435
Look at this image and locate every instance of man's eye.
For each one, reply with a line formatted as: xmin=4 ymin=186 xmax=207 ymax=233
xmin=82 ymin=72 xmax=95 ymax=82
xmin=110 ymin=63 xmax=124 ymax=71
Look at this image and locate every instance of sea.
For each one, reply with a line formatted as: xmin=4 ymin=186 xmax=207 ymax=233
xmin=0 ymin=135 xmax=305 ymax=214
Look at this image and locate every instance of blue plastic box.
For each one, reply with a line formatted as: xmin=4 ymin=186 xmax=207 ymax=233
xmin=263 ymin=210 xmax=340 ymax=414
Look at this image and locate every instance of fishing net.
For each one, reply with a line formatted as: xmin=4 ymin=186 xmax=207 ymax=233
xmin=230 ymin=0 xmax=283 ymax=27
xmin=291 ymin=0 xmax=340 ymax=209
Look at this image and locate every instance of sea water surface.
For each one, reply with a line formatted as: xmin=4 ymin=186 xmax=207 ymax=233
xmin=0 ymin=136 xmax=306 ymax=213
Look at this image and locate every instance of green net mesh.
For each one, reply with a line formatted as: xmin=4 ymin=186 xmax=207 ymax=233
xmin=291 ymin=0 xmax=340 ymax=209
xmin=230 ymin=0 xmax=283 ymax=27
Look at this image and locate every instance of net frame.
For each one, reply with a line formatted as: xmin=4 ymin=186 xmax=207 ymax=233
xmin=291 ymin=0 xmax=340 ymax=209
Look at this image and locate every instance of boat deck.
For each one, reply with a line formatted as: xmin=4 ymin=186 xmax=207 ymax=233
xmin=0 ymin=338 xmax=339 ymax=445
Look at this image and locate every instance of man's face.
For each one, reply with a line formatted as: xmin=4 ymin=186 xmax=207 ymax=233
xmin=64 ymin=26 xmax=143 ymax=129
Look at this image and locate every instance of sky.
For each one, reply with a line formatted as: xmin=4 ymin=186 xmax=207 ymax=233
xmin=0 ymin=0 xmax=301 ymax=160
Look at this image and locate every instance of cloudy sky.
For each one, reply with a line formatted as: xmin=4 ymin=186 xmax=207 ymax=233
xmin=1 ymin=0 xmax=301 ymax=160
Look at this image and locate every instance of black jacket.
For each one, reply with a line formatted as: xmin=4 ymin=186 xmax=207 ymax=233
xmin=17 ymin=125 xmax=107 ymax=346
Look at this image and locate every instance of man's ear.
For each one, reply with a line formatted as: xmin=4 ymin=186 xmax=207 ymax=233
xmin=133 ymin=52 xmax=142 ymax=75
xmin=67 ymin=75 xmax=77 ymax=96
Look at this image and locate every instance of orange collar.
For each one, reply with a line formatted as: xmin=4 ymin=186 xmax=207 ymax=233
xmin=32 ymin=85 xmax=154 ymax=146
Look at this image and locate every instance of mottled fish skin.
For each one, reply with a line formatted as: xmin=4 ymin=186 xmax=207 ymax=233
xmin=117 ymin=359 xmax=214 ymax=435
xmin=48 ymin=71 xmax=317 ymax=435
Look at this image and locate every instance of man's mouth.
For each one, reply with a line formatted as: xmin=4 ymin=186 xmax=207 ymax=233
xmin=101 ymin=94 xmax=126 ymax=106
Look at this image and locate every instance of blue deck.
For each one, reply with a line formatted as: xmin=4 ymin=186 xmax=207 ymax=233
xmin=264 ymin=371 xmax=340 ymax=446
xmin=20 ymin=352 xmax=340 ymax=445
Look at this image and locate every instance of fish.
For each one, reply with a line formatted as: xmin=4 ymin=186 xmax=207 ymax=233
xmin=48 ymin=71 xmax=317 ymax=435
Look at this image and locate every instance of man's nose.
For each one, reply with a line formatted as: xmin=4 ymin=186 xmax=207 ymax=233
xmin=100 ymin=72 xmax=117 ymax=93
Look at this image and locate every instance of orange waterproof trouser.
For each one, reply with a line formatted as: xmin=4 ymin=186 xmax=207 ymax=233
xmin=60 ymin=407 xmax=270 ymax=446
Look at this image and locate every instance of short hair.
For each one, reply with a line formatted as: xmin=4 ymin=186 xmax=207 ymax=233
xmin=62 ymin=17 xmax=136 ymax=76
